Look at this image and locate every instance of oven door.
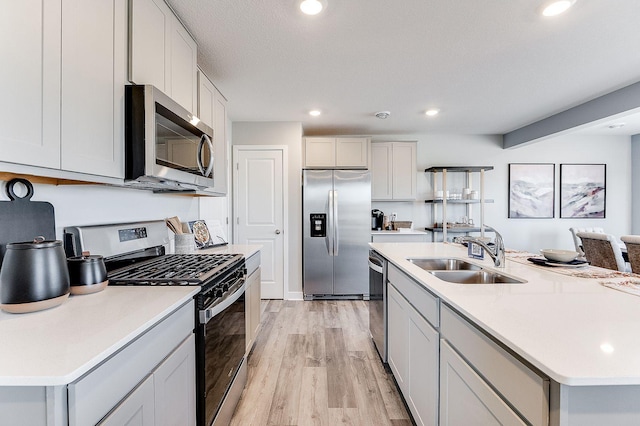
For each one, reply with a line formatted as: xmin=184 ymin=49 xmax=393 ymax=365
xmin=197 ymin=279 xmax=246 ymax=426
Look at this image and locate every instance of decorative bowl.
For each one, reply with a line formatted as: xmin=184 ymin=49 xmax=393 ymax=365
xmin=540 ymin=249 xmax=579 ymax=263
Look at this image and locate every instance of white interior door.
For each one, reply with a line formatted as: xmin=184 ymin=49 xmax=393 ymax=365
xmin=234 ymin=146 xmax=286 ymax=299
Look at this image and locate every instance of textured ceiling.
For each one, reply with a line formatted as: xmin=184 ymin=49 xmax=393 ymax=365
xmin=167 ymin=0 xmax=640 ymax=136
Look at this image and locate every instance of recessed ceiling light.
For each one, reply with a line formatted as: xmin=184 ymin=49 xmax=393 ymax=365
xmin=542 ymin=0 xmax=576 ymax=17
xmin=608 ymin=123 xmax=625 ymax=129
xmin=300 ymin=0 xmax=324 ymax=15
xmin=375 ymin=111 xmax=390 ymax=119
xmin=425 ymin=109 xmax=440 ymax=117
xmin=309 ymin=110 xmax=321 ymax=117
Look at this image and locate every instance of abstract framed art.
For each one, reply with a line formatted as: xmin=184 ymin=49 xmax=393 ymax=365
xmin=508 ymin=163 xmax=555 ymax=218
xmin=560 ymin=164 xmax=606 ymax=218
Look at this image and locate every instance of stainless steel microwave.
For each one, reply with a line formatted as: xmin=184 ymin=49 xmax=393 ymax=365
xmin=124 ymin=85 xmax=214 ymax=191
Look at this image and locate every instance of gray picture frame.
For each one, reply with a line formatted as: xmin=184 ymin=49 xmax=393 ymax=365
xmin=560 ymin=164 xmax=606 ymax=218
xmin=508 ymin=163 xmax=555 ymax=218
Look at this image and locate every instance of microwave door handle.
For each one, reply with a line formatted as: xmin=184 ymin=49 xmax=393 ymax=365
xmin=202 ymin=134 xmax=214 ymax=177
xmin=196 ymin=135 xmax=205 ymax=175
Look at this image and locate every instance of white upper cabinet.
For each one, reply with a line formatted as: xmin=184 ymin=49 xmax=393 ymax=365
xmin=304 ymin=137 xmax=369 ymax=168
xmin=0 ymin=1 xmax=62 ymax=169
xmin=130 ymin=0 xmax=197 ymax=114
xmin=371 ymin=141 xmax=417 ymax=201
xmin=1 ymin=0 xmax=126 ymax=179
xmin=61 ymin=0 xmax=127 ymax=178
xmin=198 ymin=69 xmax=228 ymax=195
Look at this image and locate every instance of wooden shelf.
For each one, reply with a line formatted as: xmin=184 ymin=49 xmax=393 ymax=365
xmin=425 ymin=226 xmax=482 ymax=233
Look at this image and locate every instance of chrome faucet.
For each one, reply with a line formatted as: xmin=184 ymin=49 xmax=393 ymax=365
xmin=459 ymin=225 xmax=505 ymax=268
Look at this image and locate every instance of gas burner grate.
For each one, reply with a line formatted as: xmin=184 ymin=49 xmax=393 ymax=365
xmin=108 ymin=253 xmax=243 ymax=285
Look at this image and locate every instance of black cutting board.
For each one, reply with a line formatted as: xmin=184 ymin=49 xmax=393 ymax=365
xmin=0 ymin=178 xmax=56 ymax=263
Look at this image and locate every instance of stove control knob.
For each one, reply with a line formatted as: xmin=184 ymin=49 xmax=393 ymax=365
xmin=215 ymin=289 xmax=224 ymax=298
xmin=222 ymin=283 xmax=230 ymax=292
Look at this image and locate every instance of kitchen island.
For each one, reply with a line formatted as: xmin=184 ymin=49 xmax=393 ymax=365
xmin=371 ymin=242 xmax=640 ymax=426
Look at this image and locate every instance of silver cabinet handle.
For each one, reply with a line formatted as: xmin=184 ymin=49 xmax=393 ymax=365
xmin=275 ymin=229 xmax=281 ymax=234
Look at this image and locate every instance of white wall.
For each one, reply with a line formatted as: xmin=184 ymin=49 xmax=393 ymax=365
xmin=231 ymin=122 xmax=303 ymax=298
xmin=373 ymin=133 xmax=631 ymax=253
xmin=1 ymin=182 xmax=200 ymax=240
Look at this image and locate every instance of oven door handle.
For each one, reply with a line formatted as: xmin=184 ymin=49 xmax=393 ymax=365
xmin=199 ymin=279 xmax=246 ymax=325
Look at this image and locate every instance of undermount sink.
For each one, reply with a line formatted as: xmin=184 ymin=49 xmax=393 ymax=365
xmin=408 ymin=258 xmax=482 ymax=271
xmin=429 ymin=270 xmax=526 ymax=284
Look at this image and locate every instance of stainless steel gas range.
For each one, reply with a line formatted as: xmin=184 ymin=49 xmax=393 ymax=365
xmin=64 ymin=220 xmax=247 ymax=426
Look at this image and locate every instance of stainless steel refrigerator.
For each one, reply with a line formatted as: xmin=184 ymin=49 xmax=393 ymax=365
xmin=303 ymin=169 xmax=371 ymax=299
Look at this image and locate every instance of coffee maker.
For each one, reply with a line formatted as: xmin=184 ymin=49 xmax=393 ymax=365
xmin=371 ymin=209 xmax=384 ymax=230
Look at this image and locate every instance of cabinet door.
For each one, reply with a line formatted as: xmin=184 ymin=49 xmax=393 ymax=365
xmin=371 ymin=142 xmax=393 ymax=200
xmin=304 ymin=137 xmax=336 ymax=167
xmin=154 ymin=334 xmax=196 ymax=426
xmin=61 ymin=0 xmax=126 ymax=178
xmin=245 ymin=267 xmax=262 ymax=353
xmin=0 ymin=1 xmax=61 ymax=169
xmin=440 ymin=340 xmax=526 ymax=426
xmin=391 ymin=142 xmax=417 ymax=200
xmin=129 ymin=0 xmax=170 ymax=91
xmin=387 ymin=284 xmax=409 ymax=394
xmin=212 ymin=88 xmax=228 ymax=194
xmin=408 ymin=305 xmax=439 ymax=426
xmin=169 ymin=16 xmax=197 ymax=113
xmin=198 ymin=70 xmax=216 ymax=128
xmin=336 ymin=137 xmax=368 ymax=168
xmin=99 ymin=375 xmax=155 ymax=426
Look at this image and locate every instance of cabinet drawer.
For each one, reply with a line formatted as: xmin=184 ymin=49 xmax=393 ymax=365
xmin=440 ymin=340 xmax=526 ymax=426
xmin=68 ymin=300 xmax=194 ymax=426
xmin=388 ymin=264 xmax=439 ymax=328
xmin=441 ymin=305 xmax=549 ymax=426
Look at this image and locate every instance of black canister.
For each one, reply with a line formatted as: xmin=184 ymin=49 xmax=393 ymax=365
xmin=67 ymin=255 xmax=108 ymax=295
xmin=0 ymin=238 xmax=70 ymax=313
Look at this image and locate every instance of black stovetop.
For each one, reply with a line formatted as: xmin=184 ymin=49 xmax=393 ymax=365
xmin=108 ymin=253 xmax=244 ymax=286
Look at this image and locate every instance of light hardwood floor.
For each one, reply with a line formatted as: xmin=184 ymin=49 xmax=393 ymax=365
xmin=230 ymin=300 xmax=413 ymax=426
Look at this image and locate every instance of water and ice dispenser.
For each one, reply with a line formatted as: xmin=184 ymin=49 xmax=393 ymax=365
xmin=309 ymin=213 xmax=326 ymax=237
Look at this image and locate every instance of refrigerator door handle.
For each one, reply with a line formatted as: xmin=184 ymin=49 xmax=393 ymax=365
xmin=333 ymin=190 xmax=339 ymax=256
xmin=327 ymin=189 xmax=334 ymax=255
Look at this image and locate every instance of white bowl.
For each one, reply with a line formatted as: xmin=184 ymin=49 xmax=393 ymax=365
xmin=540 ymin=249 xmax=579 ymax=263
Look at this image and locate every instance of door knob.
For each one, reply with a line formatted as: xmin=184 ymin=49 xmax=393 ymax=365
xmin=275 ymin=229 xmax=281 ymax=234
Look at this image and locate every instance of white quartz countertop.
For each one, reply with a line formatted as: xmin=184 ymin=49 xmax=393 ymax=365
xmin=0 ymin=286 xmax=198 ymax=386
xmin=0 ymin=245 xmax=260 ymax=387
xmin=370 ymin=242 xmax=640 ymax=386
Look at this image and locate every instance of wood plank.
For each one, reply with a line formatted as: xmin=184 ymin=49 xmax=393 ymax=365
xmin=267 ymin=334 xmax=305 ymax=425
xmin=349 ymin=350 xmax=395 ymax=426
xmin=325 ymin=328 xmax=357 ymax=408
xmin=298 ymin=367 xmax=330 ymax=426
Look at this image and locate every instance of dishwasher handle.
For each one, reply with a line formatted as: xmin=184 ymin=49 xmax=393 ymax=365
xmin=368 ymin=256 xmax=384 ymax=274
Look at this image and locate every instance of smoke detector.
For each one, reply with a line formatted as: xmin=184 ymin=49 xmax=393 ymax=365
xmin=375 ymin=111 xmax=391 ymax=119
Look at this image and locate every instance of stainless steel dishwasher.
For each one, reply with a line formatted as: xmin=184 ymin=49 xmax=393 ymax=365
xmin=368 ymin=250 xmax=387 ymax=363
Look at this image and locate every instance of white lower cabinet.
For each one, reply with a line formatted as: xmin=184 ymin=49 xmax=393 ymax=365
xmin=440 ymin=305 xmax=549 ymax=426
xmin=387 ymin=282 xmax=439 ymax=426
xmin=152 ymin=334 xmax=196 ymax=426
xmin=99 ymin=375 xmax=155 ymax=426
xmin=69 ymin=301 xmax=196 ymax=426
xmin=440 ymin=340 xmax=525 ymax=426
xmin=245 ymin=252 xmax=262 ymax=354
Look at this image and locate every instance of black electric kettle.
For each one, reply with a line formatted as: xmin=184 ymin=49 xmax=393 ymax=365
xmin=372 ymin=209 xmax=384 ymax=230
